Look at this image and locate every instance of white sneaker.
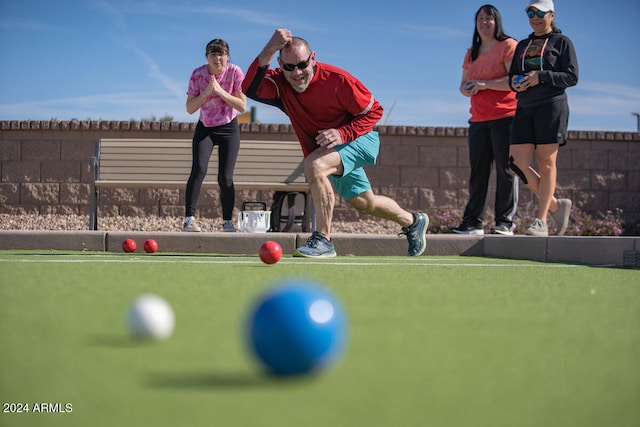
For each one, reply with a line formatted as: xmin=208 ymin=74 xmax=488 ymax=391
xmin=551 ymin=199 xmax=572 ymax=236
xmin=222 ymin=220 xmax=236 ymax=232
xmin=525 ymin=218 xmax=548 ymax=236
xmin=182 ymin=219 xmax=202 ymax=232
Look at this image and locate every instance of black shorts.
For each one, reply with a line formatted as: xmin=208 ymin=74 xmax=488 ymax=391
xmin=510 ymin=97 xmax=569 ymax=146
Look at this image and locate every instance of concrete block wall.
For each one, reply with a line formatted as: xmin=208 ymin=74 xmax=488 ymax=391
xmin=1 ymin=120 xmax=639 ymax=233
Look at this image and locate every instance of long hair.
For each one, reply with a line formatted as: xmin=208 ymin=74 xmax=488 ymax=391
xmin=470 ymin=4 xmax=512 ymax=61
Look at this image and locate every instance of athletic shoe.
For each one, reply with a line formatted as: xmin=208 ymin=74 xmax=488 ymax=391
xmin=551 ymin=199 xmax=572 ymax=236
xmin=293 ymin=231 xmax=337 ymax=258
xmin=525 ymin=218 xmax=548 ymax=236
xmin=182 ymin=219 xmax=202 ymax=232
xmin=399 ymin=212 xmax=429 ymax=257
xmin=490 ymin=223 xmax=515 ymax=236
xmin=451 ymin=222 xmax=484 ymax=235
xmin=222 ymin=220 xmax=236 ymax=232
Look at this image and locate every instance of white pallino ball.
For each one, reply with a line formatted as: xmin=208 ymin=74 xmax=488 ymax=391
xmin=127 ymin=294 xmax=175 ymax=340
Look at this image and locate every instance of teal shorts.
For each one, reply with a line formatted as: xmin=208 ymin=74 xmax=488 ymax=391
xmin=328 ymin=131 xmax=380 ymax=200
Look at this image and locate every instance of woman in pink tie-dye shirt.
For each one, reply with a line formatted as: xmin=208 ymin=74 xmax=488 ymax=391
xmin=183 ymin=39 xmax=246 ymax=232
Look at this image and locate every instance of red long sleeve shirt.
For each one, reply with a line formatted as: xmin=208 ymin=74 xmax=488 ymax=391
xmin=242 ymin=57 xmax=383 ymax=157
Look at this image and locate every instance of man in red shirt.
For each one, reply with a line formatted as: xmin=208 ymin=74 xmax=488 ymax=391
xmin=243 ymin=28 xmax=428 ymax=258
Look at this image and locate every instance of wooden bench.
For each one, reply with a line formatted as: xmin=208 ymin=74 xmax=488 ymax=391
xmin=89 ymin=138 xmax=313 ymax=231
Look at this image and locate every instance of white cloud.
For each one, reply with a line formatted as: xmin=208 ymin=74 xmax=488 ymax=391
xmin=0 ymin=92 xmax=190 ymax=121
xmin=568 ymin=81 xmax=640 ymax=118
xmin=93 ymin=1 xmax=186 ymax=106
xmin=578 ymin=81 xmax=640 ymax=99
xmin=0 ymin=19 xmax=61 ymax=32
xmin=397 ymin=23 xmax=468 ymax=38
xmin=198 ymin=6 xmax=287 ymax=28
xmin=120 ymin=2 xmax=313 ymax=31
xmin=124 ymin=43 xmax=185 ymax=99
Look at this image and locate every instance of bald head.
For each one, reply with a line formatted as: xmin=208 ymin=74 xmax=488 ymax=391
xmin=280 ymin=37 xmax=311 ymax=57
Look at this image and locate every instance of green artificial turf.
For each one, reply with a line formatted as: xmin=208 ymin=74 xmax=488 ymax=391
xmin=0 ymin=252 xmax=638 ymax=427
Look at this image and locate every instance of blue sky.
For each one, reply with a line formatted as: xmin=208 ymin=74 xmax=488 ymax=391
xmin=1 ymin=0 xmax=639 ymax=132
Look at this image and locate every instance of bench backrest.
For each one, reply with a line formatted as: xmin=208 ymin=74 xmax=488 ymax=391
xmin=94 ymin=138 xmax=307 ymax=190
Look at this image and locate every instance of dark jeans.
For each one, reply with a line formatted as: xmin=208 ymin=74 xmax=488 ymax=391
xmin=463 ymin=117 xmax=518 ymax=227
xmin=185 ymin=118 xmax=240 ymax=220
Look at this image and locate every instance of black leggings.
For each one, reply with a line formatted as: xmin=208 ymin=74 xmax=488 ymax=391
xmin=185 ymin=118 xmax=240 ymax=220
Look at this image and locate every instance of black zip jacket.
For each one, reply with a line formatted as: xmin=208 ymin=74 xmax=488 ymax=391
xmin=509 ymin=29 xmax=578 ymax=107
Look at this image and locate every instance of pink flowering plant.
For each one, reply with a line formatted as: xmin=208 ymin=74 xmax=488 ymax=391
xmin=429 ymin=207 xmax=626 ymax=236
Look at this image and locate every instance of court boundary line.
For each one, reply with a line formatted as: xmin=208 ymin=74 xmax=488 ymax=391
xmin=0 ymin=255 xmax=590 ymax=268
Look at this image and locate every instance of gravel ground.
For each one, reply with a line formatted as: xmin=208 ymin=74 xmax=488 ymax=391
xmin=0 ymin=214 xmax=398 ymax=234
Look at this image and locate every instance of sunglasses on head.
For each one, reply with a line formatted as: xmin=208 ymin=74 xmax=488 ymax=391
xmin=281 ymin=53 xmax=312 ymax=72
xmin=527 ymin=9 xmax=549 ymax=18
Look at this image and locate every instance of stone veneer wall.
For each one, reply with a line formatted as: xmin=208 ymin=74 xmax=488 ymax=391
xmin=1 ymin=120 xmax=639 ymax=233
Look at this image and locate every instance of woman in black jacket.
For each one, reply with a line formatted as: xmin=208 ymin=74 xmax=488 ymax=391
xmin=509 ymin=0 xmax=578 ymax=236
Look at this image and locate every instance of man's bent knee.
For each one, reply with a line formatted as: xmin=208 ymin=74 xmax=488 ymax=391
xmin=348 ymin=193 xmax=374 ymax=215
xmin=304 ymin=149 xmax=342 ymax=179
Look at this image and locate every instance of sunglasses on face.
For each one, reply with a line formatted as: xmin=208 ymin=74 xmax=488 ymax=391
xmin=527 ymin=9 xmax=549 ymax=18
xmin=280 ymin=53 xmax=312 ymax=72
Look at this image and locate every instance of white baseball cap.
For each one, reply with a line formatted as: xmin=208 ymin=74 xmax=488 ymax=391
xmin=526 ymin=0 xmax=554 ymax=12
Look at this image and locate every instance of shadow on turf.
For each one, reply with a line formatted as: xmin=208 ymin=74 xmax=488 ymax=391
xmin=89 ymin=333 xmax=140 ymax=348
xmin=146 ymin=370 xmax=315 ymax=390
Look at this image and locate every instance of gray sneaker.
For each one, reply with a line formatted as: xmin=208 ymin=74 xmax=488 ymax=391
xmin=525 ymin=218 xmax=548 ymax=236
xmin=399 ymin=213 xmax=429 ymax=256
xmin=222 ymin=220 xmax=236 ymax=232
xmin=293 ymin=231 xmax=337 ymax=258
xmin=182 ymin=219 xmax=202 ymax=232
xmin=551 ymin=199 xmax=572 ymax=236
xmin=490 ymin=223 xmax=515 ymax=236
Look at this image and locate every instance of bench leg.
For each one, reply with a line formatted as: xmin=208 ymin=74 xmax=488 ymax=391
xmin=304 ymin=192 xmax=316 ymax=232
xmin=89 ymin=190 xmax=98 ymax=230
xmin=89 ymin=155 xmax=99 ymax=231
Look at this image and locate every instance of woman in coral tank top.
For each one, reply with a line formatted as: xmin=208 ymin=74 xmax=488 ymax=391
xmin=453 ymin=4 xmax=518 ymax=236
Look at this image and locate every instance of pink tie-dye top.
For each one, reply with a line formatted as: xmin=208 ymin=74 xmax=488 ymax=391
xmin=187 ymin=63 xmax=245 ymax=127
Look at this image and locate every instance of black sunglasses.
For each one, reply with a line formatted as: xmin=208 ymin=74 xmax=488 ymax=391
xmin=280 ymin=53 xmax=312 ymax=72
xmin=527 ymin=9 xmax=549 ymax=18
